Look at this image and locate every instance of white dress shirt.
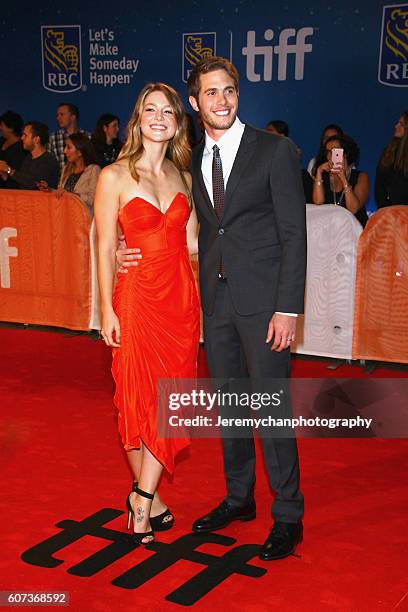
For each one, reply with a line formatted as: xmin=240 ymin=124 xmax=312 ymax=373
xmin=201 ymin=117 xmax=297 ymax=318
xmin=202 ymin=117 xmax=245 ymax=203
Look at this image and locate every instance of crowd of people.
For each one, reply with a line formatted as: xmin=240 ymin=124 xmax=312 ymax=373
xmin=266 ymin=115 xmax=408 ymax=226
xmin=0 ymin=102 xmax=407 ymax=223
xmin=0 ymin=104 xmax=121 ymax=215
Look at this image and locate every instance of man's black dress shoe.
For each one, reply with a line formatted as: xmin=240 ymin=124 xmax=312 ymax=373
xmin=192 ymin=500 xmax=256 ymax=533
xmin=259 ymin=521 xmax=303 ymax=560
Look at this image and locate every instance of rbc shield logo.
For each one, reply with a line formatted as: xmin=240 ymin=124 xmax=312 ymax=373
xmin=41 ymin=25 xmax=82 ymax=93
xmin=378 ymin=4 xmax=408 ymax=87
xmin=182 ymin=33 xmax=216 ymax=82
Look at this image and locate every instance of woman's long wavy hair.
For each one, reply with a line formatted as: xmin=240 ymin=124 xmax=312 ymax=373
xmin=379 ymin=111 xmax=408 ymax=176
xmin=118 ymin=83 xmax=191 ymax=183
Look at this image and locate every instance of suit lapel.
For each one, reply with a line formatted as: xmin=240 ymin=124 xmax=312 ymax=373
xmin=223 ymin=125 xmax=258 ymax=210
xmin=192 ymin=143 xmax=218 ymax=222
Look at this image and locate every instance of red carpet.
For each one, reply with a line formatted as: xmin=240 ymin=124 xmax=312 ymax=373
xmin=1 ymin=327 xmax=407 ymax=611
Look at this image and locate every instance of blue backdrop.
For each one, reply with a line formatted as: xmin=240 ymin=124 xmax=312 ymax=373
xmin=1 ymin=0 xmax=407 ymax=211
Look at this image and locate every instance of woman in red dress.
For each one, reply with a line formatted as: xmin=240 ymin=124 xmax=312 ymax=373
xmin=94 ymin=83 xmax=200 ymax=544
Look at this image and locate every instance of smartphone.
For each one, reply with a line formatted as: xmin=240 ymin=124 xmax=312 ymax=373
xmin=331 ymin=148 xmax=343 ymax=169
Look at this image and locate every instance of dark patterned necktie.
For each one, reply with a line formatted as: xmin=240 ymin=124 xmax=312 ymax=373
xmin=212 ymin=144 xmax=225 ymax=219
xmin=212 ymin=144 xmax=225 ymax=277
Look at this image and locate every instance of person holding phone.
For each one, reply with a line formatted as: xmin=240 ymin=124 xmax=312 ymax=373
xmin=312 ymin=134 xmax=369 ymax=227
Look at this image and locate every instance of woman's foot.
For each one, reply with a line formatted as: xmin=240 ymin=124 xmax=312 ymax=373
xmin=131 ymin=482 xmax=174 ymax=530
xmin=151 ymin=492 xmax=174 ymax=526
xmin=127 ymin=490 xmax=154 ymax=544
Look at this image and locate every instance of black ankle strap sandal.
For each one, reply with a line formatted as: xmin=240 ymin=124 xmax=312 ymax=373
xmin=130 ymin=480 xmax=174 ymax=531
xmin=126 ymin=485 xmax=155 ymax=545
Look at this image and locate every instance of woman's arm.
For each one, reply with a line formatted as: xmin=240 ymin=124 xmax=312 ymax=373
xmin=184 ymin=172 xmax=199 ymax=255
xmin=312 ymin=162 xmax=330 ymax=205
xmin=94 ymin=166 xmax=121 ymax=347
xmin=332 ymin=162 xmax=369 ymax=213
xmin=74 ymin=165 xmax=101 ymax=213
xmin=344 ymin=171 xmax=369 ymax=213
xmin=186 ymin=200 xmax=199 ymax=255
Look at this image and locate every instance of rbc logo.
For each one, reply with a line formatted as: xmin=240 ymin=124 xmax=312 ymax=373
xmin=41 ymin=25 xmax=82 ymax=93
xmin=378 ymin=4 xmax=408 ymax=87
xmin=242 ymin=28 xmax=314 ymax=82
xmin=182 ymin=32 xmax=216 ymax=82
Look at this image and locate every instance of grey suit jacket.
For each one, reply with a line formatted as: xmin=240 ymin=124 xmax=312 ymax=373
xmin=191 ymin=124 xmax=307 ymax=316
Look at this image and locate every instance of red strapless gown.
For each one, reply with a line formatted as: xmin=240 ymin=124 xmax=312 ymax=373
xmin=112 ymin=192 xmax=200 ymax=473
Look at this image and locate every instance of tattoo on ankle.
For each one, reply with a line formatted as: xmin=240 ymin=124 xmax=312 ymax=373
xmin=136 ymin=507 xmax=144 ymax=523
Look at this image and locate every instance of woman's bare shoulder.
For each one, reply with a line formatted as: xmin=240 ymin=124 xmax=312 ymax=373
xmin=99 ymin=159 xmax=129 ymax=182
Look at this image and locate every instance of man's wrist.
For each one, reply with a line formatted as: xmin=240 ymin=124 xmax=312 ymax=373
xmin=275 ymin=311 xmax=298 ymax=317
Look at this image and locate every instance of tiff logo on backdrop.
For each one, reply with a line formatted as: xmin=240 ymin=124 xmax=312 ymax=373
xmin=181 ymin=27 xmax=313 ymax=84
xmin=242 ymin=28 xmax=314 ymax=82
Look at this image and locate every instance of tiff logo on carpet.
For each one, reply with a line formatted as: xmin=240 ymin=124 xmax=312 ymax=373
xmin=21 ymin=508 xmax=267 ymax=606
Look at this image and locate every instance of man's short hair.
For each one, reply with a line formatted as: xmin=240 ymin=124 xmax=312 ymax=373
xmin=187 ymin=56 xmax=239 ymax=100
xmin=25 ymin=121 xmax=50 ymax=146
xmin=266 ymin=120 xmax=289 ymax=137
xmin=0 ymin=110 xmax=24 ymax=136
xmin=58 ymin=102 xmax=80 ymax=121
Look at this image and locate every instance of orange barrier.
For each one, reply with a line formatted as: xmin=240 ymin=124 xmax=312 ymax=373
xmin=2 ymin=191 xmax=407 ymax=365
xmin=0 ymin=190 xmax=92 ymax=330
xmin=353 ymin=206 xmax=408 ymax=363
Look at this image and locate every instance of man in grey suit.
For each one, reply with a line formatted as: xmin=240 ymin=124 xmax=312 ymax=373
xmin=187 ymin=57 xmax=306 ymax=560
